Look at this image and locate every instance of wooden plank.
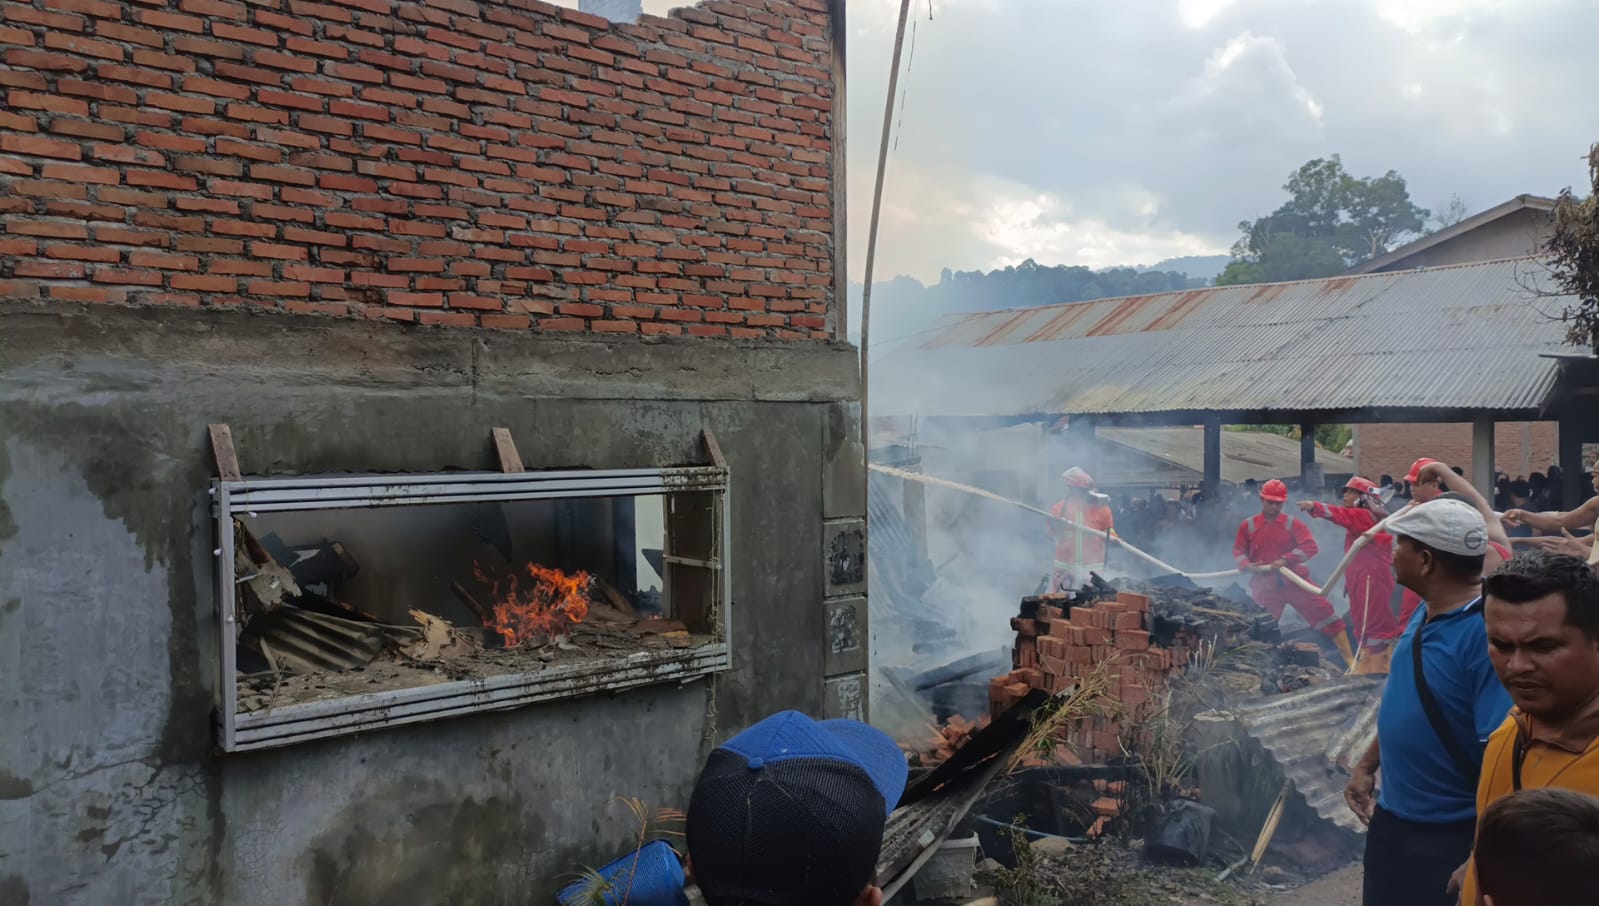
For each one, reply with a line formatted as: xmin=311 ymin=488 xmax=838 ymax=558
xmin=208 ymin=423 xmax=241 ymax=481
xmin=701 ymin=427 xmax=727 ymax=470
xmin=491 ymin=428 xmax=524 ymax=473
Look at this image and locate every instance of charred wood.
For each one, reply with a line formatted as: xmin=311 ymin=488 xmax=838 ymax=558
xmin=233 ymin=518 xmax=301 ymax=624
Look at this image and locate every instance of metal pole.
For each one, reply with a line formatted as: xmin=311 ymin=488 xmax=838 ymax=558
xmin=1472 ymin=414 xmax=1496 ymax=499
xmin=858 ymin=0 xmax=914 ymax=452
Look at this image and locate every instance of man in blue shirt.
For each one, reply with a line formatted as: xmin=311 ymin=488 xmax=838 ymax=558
xmin=1343 ymin=498 xmax=1513 ymax=906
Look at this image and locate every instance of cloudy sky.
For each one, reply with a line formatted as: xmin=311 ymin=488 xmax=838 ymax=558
xmin=837 ymin=0 xmax=1599 ymax=283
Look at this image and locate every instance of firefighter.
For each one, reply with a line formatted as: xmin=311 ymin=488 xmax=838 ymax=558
xmin=1048 ymin=467 xmax=1116 ymax=593
xmin=1234 ymin=479 xmax=1356 ymax=664
xmin=1299 ymin=476 xmax=1402 ymax=672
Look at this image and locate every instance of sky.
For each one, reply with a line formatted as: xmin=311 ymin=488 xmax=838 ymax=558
xmin=840 ymin=0 xmax=1599 ymax=283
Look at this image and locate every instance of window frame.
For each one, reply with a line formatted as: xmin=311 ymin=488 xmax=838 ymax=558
xmin=211 ymin=453 xmax=730 ymax=753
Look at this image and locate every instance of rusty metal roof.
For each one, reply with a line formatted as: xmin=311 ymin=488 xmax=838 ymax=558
xmin=1232 ymin=675 xmax=1384 ymax=833
xmin=873 ymin=258 xmax=1578 ymax=419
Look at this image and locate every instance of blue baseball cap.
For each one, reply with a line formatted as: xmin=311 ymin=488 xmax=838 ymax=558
xmin=686 ymin=711 xmax=908 ymax=906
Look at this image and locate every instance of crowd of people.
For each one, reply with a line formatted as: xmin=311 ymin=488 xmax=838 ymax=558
xmin=1041 ymin=459 xmax=1599 ymax=905
xmin=658 ymin=458 xmax=1599 ymax=906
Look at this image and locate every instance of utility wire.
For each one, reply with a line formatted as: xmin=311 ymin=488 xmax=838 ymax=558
xmin=859 ymin=0 xmax=915 ymax=453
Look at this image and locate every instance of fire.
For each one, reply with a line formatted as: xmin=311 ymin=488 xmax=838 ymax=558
xmin=478 ymin=563 xmax=593 ymax=647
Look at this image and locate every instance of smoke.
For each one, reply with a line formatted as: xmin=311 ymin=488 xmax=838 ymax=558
xmin=869 ymin=417 xmax=1368 ymax=681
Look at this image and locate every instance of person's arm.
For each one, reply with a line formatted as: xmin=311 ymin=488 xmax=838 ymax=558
xmin=1509 ymin=496 xmax=1599 ymax=534
xmin=1344 ymin=736 xmax=1380 ymax=825
xmin=1323 ymin=503 xmax=1377 ymax=534
xmin=1520 ymin=529 xmax=1597 ymax=562
xmin=1473 ymin=649 xmax=1516 ymax=746
xmin=1424 ymin=463 xmax=1513 ymax=554
xmin=1285 ymin=517 xmax=1318 ymax=567
xmin=1094 ymin=506 xmax=1118 ymax=539
xmin=1233 ymin=520 xmax=1252 ymax=569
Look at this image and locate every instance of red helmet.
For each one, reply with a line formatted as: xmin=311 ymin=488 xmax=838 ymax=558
xmin=1260 ymin=479 xmax=1289 ymax=502
xmin=1062 ymin=467 xmax=1096 ymax=489
xmin=1404 ymin=458 xmax=1439 ymax=484
xmin=1345 ymin=476 xmax=1379 ymax=496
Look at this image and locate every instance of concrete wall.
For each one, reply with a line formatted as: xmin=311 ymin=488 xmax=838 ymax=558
xmin=0 ymin=303 xmax=865 ymax=905
xmin=1366 ymin=207 xmax=1552 ymax=273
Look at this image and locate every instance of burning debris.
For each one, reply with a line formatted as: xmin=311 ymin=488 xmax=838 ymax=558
xmin=881 ymin=572 xmax=1372 ymax=901
xmin=231 ymin=511 xmax=706 ymax=714
xmin=476 ymin=562 xmax=593 ymax=647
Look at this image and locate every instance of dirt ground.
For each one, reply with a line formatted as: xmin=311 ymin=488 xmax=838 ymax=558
xmin=1270 ymin=863 xmax=1361 ymax=905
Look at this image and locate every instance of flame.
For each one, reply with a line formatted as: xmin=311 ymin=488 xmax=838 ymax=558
xmin=477 ymin=562 xmax=592 ymax=647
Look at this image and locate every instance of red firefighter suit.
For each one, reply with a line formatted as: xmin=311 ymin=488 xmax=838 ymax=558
xmin=1304 ymin=502 xmax=1401 ymax=649
xmin=1232 ymin=513 xmax=1348 ymax=639
xmin=1048 ymin=497 xmax=1115 ymax=593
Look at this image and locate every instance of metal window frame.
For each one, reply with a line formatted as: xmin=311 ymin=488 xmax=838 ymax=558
xmin=212 ymin=461 xmax=730 ymax=753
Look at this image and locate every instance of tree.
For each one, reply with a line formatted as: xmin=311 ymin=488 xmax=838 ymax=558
xmin=1222 ymin=155 xmax=1430 ymax=285
xmin=1216 ymin=234 xmax=1346 ymax=285
xmin=1544 ymin=143 xmax=1599 ymax=354
xmin=1228 ymin=423 xmax=1352 ymax=453
xmin=1430 ymin=194 xmax=1471 ymax=231
xmin=1341 ymin=170 xmax=1430 ymax=260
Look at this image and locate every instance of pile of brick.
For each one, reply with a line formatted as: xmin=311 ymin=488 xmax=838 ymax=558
xmin=988 ymin=591 xmax=1181 ymax=766
xmin=923 ymin=713 xmax=987 ymax=764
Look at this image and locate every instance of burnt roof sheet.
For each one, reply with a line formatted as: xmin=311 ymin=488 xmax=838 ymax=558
xmin=874 ymin=258 xmax=1576 ymax=419
xmin=1233 ymin=675 xmax=1385 ymax=833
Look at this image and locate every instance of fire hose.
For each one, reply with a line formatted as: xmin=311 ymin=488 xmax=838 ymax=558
xmin=867 ymin=463 xmax=1416 ymax=598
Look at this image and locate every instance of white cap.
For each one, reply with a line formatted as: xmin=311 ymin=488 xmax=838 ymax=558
xmin=1386 ymin=498 xmax=1488 ymax=557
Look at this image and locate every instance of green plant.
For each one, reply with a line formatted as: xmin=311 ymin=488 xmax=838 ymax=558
xmin=1119 ymin=640 xmax=1239 ymax=806
xmin=1011 ymin=656 xmax=1120 ymax=770
xmin=565 ymin=797 xmax=686 ymax=906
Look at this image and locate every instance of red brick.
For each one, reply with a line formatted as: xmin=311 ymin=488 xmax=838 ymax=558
xmin=40 ymin=163 xmax=119 ymax=185
xmin=3 ymin=50 xmax=90 ymax=72
xmin=138 ymin=9 xmax=206 ymax=32
xmin=212 ymin=23 xmax=280 ymax=46
xmin=92 ymin=269 xmax=163 ymax=286
xmin=1116 ymin=630 xmax=1150 ymax=651
xmin=0 ymin=135 xmax=82 ymax=160
xmin=43 ymin=32 xmax=124 ymax=61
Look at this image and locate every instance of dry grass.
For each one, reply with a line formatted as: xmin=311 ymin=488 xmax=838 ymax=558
xmin=1009 ymin=657 xmax=1120 ymax=771
xmin=566 ymin=797 xmax=685 ymax=906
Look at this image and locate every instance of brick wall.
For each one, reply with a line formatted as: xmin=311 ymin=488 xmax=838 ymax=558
xmin=0 ymin=0 xmax=836 ymax=338
xmin=1355 ymin=421 xmax=1560 ymax=483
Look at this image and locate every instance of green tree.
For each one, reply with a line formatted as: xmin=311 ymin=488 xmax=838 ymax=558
xmin=1216 ymin=234 xmax=1346 ymax=285
xmin=1227 ymin=424 xmax=1352 ymax=453
xmin=1544 ymin=143 xmax=1599 ymax=354
xmin=1222 ymin=155 xmax=1430 ymax=285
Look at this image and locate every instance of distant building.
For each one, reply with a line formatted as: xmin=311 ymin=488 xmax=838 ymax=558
xmin=1350 ymin=195 xmax=1567 ymax=484
xmin=1351 ymin=194 xmax=1555 ymax=274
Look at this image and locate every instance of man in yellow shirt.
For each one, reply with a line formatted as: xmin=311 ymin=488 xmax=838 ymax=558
xmin=1455 ymin=550 xmax=1599 ymax=905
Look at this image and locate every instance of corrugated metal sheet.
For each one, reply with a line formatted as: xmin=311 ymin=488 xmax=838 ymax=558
xmin=1233 ymin=675 xmax=1385 ymax=833
xmin=875 ymin=258 xmax=1575 ymax=418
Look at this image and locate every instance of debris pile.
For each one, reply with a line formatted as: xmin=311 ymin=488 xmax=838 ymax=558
xmin=990 ymin=591 xmax=1178 ymax=765
xmin=927 ymin=714 xmax=991 ymax=763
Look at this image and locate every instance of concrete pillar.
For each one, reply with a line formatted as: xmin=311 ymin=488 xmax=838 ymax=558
xmin=902 ymin=465 xmax=927 ymax=561
xmin=1203 ymin=418 xmax=1222 ymax=496
xmin=1472 ymin=414 xmax=1496 ymax=500
xmin=1300 ymin=422 xmax=1316 ymax=492
xmin=1066 ymin=415 xmax=1097 ymax=478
